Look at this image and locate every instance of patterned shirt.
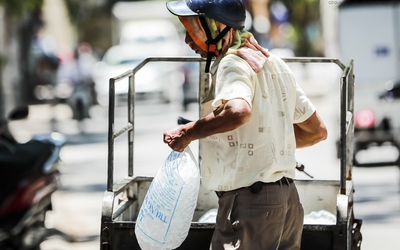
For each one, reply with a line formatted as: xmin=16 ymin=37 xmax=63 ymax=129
xmin=199 ymin=53 xmax=316 ymax=191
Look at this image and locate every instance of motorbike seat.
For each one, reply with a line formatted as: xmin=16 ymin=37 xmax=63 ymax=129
xmin=0 ymin=140 xmax=54 ymax=204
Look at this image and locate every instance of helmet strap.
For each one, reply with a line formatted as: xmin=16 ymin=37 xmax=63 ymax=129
xmin=199 ymin=16 xmax=231 ymax=73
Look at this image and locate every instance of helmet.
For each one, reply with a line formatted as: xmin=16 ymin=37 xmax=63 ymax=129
xmin=167 ymin=0 xmax=246 ymax=73
xmin=166 ymin=0 xmax=246 ymax=30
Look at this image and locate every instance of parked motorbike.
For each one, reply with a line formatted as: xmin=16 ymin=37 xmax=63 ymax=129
xmin=0 ymin=123 xmax=67 ymax=249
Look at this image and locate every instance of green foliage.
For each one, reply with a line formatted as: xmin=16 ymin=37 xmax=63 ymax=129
xmin=62 ymin=0 xmax=113 ymax=52
xmin=63 ymin=0 xmax=81 ymax=25
xmin=0 ymin=0 xmax=43 ymax=16
xmin=280 ymin=0 xmax=322 ymax=56
xmin=63 ymin=0 xmax=111 ymax=25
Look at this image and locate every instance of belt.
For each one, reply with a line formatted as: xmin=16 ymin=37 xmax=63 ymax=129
xmin=215 ymin=177 xmax=294 ymax=198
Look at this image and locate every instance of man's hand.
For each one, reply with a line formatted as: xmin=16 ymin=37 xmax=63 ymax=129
xmin=163 ymin=125 xmax=192 ymax=152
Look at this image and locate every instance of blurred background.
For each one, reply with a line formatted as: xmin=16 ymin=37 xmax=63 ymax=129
xmin=0 ymin=0 xmax=399 ymax=249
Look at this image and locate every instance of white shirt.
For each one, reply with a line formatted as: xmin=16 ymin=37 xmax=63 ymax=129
xmin=199 ymin=53 xmax=316 ymax=191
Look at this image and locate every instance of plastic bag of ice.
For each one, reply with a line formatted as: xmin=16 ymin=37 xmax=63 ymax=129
xmin=135 ymin=147 xmax=199 ymax=250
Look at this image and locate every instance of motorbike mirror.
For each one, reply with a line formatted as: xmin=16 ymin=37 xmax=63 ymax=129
xmin=8 ymin=105 xmax=29 ymax=120
xmin=390 ymin=83 xmax=400 ymax=99
xmin=379 ymin=82 xmax=400 ymax=101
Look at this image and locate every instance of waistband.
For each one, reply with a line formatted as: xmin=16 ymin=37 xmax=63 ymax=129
xmin=215 ymin=177 xmax=294 ymax=198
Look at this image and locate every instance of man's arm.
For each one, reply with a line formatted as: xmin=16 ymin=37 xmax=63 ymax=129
xmin=293 ymin=111 xmax=327 ymax=148
xmin=163 ymin=98 xmax=251 ymax=152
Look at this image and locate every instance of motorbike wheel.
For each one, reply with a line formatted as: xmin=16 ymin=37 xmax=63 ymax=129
xmin=5 ymin=211 xmax=48 ymax=250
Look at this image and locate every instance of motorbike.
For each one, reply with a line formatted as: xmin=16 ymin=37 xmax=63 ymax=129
xmin=0 ymin=119 xmax=67 ymax=249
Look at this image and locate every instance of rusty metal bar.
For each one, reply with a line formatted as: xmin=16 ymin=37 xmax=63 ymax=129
xmin=282 ymin=57 xmax=346 ymax=70
xmin=107 ymin=78 xmax=115 ymax=192
xmin=339 ymin=59 xmax=354 ymax=195
xmin=128 ymin=75 xmax=134 ymax=177
xmin=113 ymin=123 xmax=133 ymax=140
xmin=340 ymin=70 xmax=347 ymax=195
xmin=347 ymin=60 xmax=355 ymax=181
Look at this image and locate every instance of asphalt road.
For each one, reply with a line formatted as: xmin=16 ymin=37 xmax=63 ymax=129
xmin=8 ymin=94 xmax=400 ymax=250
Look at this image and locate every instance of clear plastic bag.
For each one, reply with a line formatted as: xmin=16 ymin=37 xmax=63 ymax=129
xmin=135 ymin=147 xmax=200 ymax=250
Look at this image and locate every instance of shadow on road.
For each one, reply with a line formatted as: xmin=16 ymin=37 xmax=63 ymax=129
xmin=65 ymin=131 xmax=108 ymax=145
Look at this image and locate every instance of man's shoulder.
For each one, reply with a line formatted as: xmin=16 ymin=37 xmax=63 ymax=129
xmin=264 ymin=52 xmax=293 ymax=74
xmin=266 ymin=52 xmax=285 ymax=64
xmin=219 ymin=53 xmax=253 ymax=71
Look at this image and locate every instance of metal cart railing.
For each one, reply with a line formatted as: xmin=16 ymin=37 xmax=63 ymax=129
xmin=100 ymin=57 xmax=362 ymax=250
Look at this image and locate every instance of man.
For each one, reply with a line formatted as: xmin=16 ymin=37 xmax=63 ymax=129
xmin=163 ymin=0 xmax=328 ymax=249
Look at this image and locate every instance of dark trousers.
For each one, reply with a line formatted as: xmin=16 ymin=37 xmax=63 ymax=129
xmin=211 ymin=179 xmax=304 ymax=250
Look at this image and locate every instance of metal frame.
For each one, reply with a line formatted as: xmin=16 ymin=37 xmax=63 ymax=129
xmin=101 ymin=56 xmax=358 ymax=250
xmin=106 ymin=56 xmax=354 ymax=193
